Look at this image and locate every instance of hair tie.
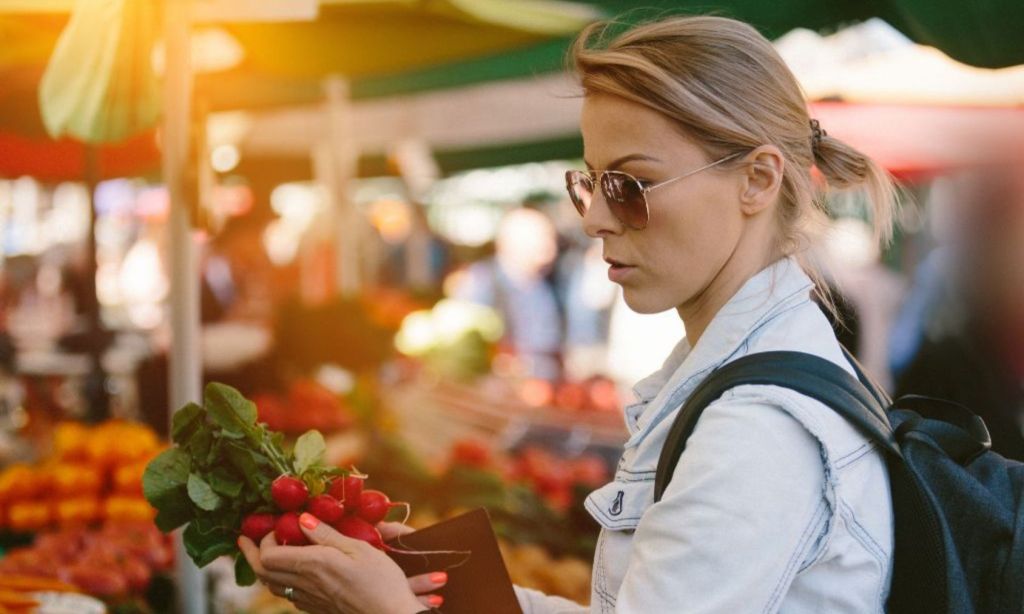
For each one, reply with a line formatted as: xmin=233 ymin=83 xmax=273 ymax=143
xmin=809 ymin=118 xmax=827 ymax=151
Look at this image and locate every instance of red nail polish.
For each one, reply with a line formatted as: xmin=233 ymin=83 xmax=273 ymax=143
xmin=429 ymin=572 xmax=448 ymax=585
xmin=299 ymin=512 xmax=320 ymax=530
xmin=429 ymin=595 xmax=444 ymax=607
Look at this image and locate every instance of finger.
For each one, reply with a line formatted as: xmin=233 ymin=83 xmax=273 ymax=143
xmin=378 ymin=521 xmax=415 ymax=541
xmin=267 ymin=582 xmax=311 ymax=611
xmin=297 ymin=512 xmax=366 ymax=556
xmin=258 ymin=530 xmax=321 ymax=581
xmin=254 ymin=564 xmax=306 ymax=592
xmin=255 ymin=540 xmax=314 ymax=588
xmin=418 ymin=594 xmax=445 ymax=609
xmin=266 ymin=583 xmax=288 ymax=599
xmin=294 ymin=597 xmax=320 ymax=614
xmin=408 ymin=571 xmax=448 ymax=595
xmin=238 ymin=536 xmax=268 ymax=577
xmin=260 ymin=532 xmax=280 ymax=549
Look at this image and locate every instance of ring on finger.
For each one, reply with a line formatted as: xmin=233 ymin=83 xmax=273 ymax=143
xmin=284 ymin=586 xmax=295 ymax=601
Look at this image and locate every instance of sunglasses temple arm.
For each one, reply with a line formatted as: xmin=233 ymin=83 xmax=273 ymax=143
xmin=645 ymin=152 xmax=744 ymax=193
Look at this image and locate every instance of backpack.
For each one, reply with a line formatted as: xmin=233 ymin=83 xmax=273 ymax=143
xmin=652 ymin=349 xmax=1024 ymax=614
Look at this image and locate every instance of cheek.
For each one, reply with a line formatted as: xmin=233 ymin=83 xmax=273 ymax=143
xmin=630 ymin=188 xmax=742 ymax=305
xmin=650 ymin=189 xmax=739 ymax=266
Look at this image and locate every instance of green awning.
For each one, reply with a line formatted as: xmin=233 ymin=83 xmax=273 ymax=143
xmin=1 ymin=0 xmax=598 ymax=143
xmin=195 ymin=0 xmax=1024 ymax=112
xmin=2 ymin=0 xmax=1021 ymax=159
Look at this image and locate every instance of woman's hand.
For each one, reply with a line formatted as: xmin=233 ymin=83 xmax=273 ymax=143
xmin=238 ymin=513 xmax=446 ymax=614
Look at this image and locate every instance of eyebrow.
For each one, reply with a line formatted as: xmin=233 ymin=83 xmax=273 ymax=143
xmin=583 ymin=153 xmax=662 ymax=171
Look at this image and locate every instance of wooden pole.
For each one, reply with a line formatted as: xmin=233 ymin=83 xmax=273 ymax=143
xmin=324 ymin=76 xmax=360 ymax=297
xmin=163 ymin=1 xmax=205 ymax=613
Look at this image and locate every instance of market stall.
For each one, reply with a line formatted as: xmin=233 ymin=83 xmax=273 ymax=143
xmin=3 ymin=1 xmax=1024 ymax=612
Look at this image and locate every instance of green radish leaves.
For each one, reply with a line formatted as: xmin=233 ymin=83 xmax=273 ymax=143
xmin=205 ymin=383 xmax=259 ymax=443
xmin=143 ymin=382 xmax=352 ymax=586
xmin=294 ymin=430 xmax=326 ymax=476
xmin=187 ymin=474 xmax=224 ymax=511
xmin=234 ymin=553 xmax=258 ymax=587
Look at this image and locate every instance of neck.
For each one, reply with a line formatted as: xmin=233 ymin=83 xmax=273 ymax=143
xmin=677 ymin=231 xmax=777 ymax=347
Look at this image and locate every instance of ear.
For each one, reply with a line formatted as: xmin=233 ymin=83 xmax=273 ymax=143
xmin=738 ymin=145 xmax=785 ymax=216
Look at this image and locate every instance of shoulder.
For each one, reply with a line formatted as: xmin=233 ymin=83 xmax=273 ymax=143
xmin=684 ymin=388 xmax=827 ymax=482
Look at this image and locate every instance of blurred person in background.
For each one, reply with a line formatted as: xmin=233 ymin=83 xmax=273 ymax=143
xmin=560 ymin=235 xmax=616 ymax=380
xmin=454 ymin=207 xmax=564 ymax=381
xmin=888 ymin=176 xmax=959 ymax=381
xmin=895 ymin=163 xmax=1024 ymax=460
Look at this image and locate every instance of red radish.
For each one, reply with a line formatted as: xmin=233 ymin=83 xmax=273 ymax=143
xmin=307 ymin=494 xmax=345 ymax=524
xmin=356 ymin=490 xmax=405 ymax=524
xmin=333 ymin=516 xmax=384 ymax=549
xmin=271 ymin=476 xmax=309 ymax=512
xmin=274 ymin=512 xmax=309 ymax=546
xmin=240 ymin=513 xmax=277 ymax=543
xmin=326 ymin=478 xmax=345 ymax=500
xmin=328 ymin=475 xmax=364 ymax=511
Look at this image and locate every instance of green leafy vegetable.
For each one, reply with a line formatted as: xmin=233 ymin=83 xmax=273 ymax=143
xmin=294 ymin=430 xmax=326 ymax=476
xmin=187 ymin=474 xmax=224 ymax=511
xmin=234 ymin=553 xmax=257 ymax=587
xmin=143 ymin=448 xmax=190 ymax=506
xmin=143 ymin=382 xmax=353 ymax=584
xmin=204 ymin=383 xmax=258 ymax=441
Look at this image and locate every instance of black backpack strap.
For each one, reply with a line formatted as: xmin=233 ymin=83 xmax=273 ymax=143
xmin=650 ymin=350 xmax=952 ymax=613
xmin=653 ymin=351 xmax=899 ymax=503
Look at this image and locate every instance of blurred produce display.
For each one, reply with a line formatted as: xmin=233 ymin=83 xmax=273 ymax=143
xmin=500 ymin=540 xmax=593 ymax=606
xmin=252 ymin=378 xmax=356 ymax=434
xmin=515 ymin=376 xmax=622 ymax=414
xmin=0 ymin=521 xmax=174 ymax=610
xmin=395 ymin=299 xmax=504 ymax=381
xmin=361 ymin=435 xmax=607 ymax=562
xmin=0 ymin=421 xmax=161 ymax=533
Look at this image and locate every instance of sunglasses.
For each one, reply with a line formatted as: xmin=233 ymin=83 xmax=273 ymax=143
xmin=564 ymin=152 xmax=742 ymax=230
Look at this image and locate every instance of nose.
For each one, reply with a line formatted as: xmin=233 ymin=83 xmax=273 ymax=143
xmin=582 ymin=182 xmax=626 ymax=239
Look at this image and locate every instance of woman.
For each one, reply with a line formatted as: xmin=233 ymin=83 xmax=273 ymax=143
xmin=239 ymin=14 xmax=897 ymax=613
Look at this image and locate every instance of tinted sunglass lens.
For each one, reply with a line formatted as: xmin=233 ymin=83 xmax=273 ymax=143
xmin=602 ymin=173 xmax=648 ymax=229
xmin=565 ymin=171 xmax=593 ymax=216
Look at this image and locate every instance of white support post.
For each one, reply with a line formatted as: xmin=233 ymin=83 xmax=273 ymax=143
xmin=163 ymin=1 xmax=204 ymax=613
xmin=324 ymin=76 xmax=360 ymax=297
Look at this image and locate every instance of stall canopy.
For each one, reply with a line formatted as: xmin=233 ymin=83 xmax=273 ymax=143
xmin=205 ymin=0 xmax=1024 ymax=109
xmin=0 ymin=0 xmax=598 ymax=178
xmin=3 ymin=0 xmax=1023 ymax=143
xmin=228 ymin=17 xmax=1024 ymax=182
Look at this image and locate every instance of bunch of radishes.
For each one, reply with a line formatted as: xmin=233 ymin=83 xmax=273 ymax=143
xmin=240 ymin=474 xmax=407 ymax=550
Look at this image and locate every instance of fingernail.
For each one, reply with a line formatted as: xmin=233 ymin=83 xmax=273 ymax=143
xmin=428 ymin=595 xmax=444 ymax=607
xmin=299 ymin=513 xmax=320 ymax=530
xmin=430 ymin=572 xmax=448 ymax=585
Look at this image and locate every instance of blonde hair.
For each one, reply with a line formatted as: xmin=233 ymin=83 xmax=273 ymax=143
xmin=570 ymin=16 xmax=898 ymax=299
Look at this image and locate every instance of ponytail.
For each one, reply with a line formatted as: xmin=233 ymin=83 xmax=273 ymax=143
xmin=811 ymin=123 xmax=899 ymax=246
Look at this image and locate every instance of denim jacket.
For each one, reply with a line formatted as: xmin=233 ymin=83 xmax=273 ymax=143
xmin=515 ymin=258 xmax=894 ymax=613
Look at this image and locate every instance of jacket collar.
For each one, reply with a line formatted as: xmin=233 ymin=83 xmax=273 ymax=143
xmin=625 ymin=257 xmax=815 ymax=438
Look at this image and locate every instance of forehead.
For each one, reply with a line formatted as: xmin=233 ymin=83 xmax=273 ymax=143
xmin=580 ymin=93 xmax=699 ymax=164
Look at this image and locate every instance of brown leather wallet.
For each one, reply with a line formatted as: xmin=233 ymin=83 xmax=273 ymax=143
xmin=387 ymin=508 xmax=523 ymax=614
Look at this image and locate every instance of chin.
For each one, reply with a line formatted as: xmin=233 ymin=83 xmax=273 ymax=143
xmin=621 ymin=287 xmax=675 ymax=315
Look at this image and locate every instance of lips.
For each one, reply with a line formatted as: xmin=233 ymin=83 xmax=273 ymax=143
xmin=605 ymin=257 xmax=637 ymax=283
xmin=604 ymin=257 xmax=632 ymax=268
